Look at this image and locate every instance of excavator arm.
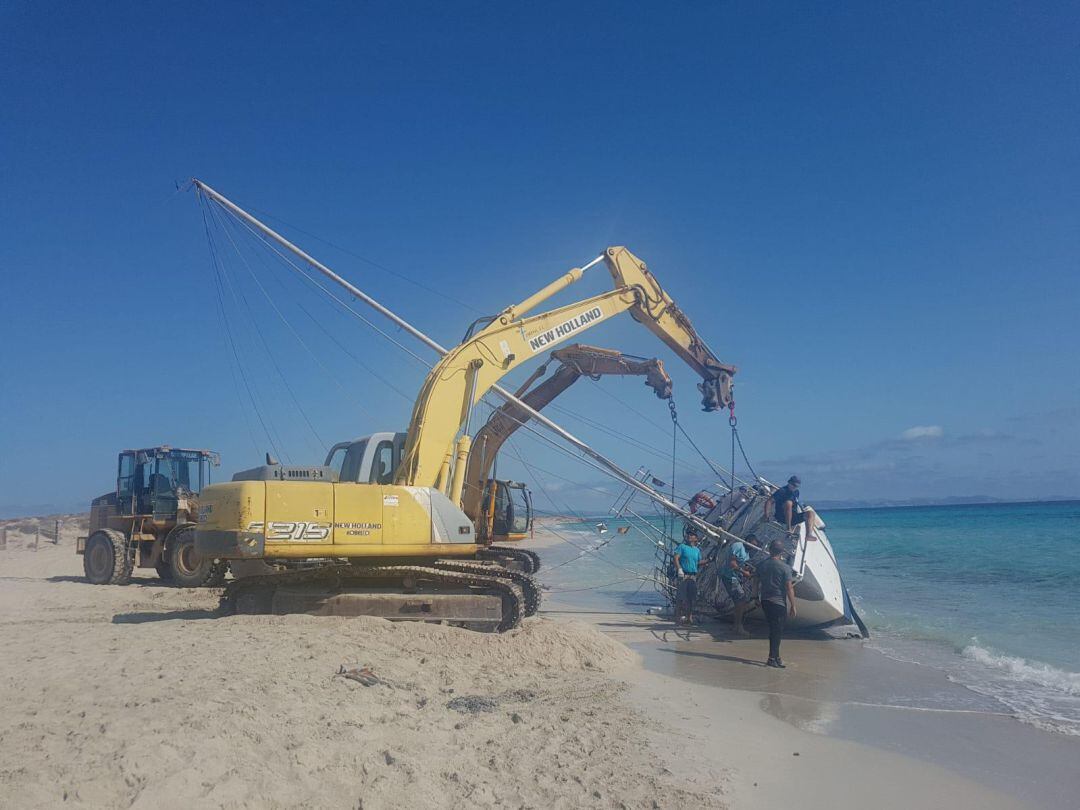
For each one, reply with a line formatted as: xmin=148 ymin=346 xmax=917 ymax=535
xmin=396 ymin=246 xmax=736 ymax=499
xmin=461 ymin=343 xmax=672 ymax=525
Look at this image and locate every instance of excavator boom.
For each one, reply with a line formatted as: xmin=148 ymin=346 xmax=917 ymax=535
xmin=462 ymin=343 xmax=672 ymax=529
xmin=397 ymin=246 xmax=736 ymax=496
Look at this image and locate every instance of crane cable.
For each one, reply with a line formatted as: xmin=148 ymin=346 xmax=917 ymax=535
xmin=668 ymin=400 xmax=678 ymax=538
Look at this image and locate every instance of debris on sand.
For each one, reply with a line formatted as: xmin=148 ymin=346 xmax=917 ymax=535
xmin=337 ymin=664 xmax=383 ymax=687
xmin=447 ymin=695 xmax=498 ymax=714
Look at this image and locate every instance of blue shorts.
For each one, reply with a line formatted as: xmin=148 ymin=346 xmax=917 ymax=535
xmin=722 ymin=575 xmax=750 ymax=605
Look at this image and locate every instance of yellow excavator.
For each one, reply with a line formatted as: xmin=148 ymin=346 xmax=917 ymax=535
xmin=289 ymin=343 xmax=671 ymax=582
xmin=193 ymin=182 xmax=735 ymax=630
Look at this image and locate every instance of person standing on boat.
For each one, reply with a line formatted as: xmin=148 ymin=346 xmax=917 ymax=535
xmin=673 ymin=531 xmax=703 ymax=624
xmin=757 ymin=539 xmax=797 ymax=667
xmin=769 ymin=475 xmax=820 ymax=541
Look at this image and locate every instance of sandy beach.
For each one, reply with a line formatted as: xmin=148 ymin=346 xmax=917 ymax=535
xmin=0 ymin=516 xmax=1074 ymax=808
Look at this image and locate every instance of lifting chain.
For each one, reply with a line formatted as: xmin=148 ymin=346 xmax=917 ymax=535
xmin=729 ymin=402 xmax=737 ymax=492
xmin=668 ymin=399 xmax=678 ymax=536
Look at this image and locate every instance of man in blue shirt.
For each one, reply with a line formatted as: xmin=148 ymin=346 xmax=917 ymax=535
xmin=673 ymin=531 xmax=703 ymax=624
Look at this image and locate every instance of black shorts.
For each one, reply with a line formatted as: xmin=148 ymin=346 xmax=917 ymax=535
xmin=677 ymin=577 xmax=698 ymax=611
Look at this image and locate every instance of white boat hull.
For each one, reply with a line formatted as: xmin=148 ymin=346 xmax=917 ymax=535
xmin=784 ymin=523 xmax=848 ymax=628
xmin=697 ymin=503 xmax=855 ymax=631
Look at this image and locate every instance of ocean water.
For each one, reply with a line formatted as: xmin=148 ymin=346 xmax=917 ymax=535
xmin=540 ymin=500 xmax=1080 ymax=736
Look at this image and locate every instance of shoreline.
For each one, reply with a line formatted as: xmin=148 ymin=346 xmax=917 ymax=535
xmin=531 ymin=522 xmax=1080 ymax=809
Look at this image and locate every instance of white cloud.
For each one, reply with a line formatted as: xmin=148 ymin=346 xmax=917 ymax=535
xmin=900 ymin=425 xmax=944 ymax=441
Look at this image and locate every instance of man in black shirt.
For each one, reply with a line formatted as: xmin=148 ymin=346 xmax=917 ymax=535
xmin=768 ymin=475 xmax=819 ymax=542
xmin=756 ymin=539 xmax=797 ymax=668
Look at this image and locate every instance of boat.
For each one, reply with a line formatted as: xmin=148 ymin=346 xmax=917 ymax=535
xmin=686 ymin=486 xmax=866 ymax=634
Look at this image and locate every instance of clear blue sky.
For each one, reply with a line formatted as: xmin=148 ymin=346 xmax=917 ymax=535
xmin=2 ymin=1 xmax=1077 ymax=517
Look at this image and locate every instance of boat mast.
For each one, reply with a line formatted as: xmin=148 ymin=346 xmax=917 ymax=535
xmin=191 ymin=179 xmax=730 ymax=540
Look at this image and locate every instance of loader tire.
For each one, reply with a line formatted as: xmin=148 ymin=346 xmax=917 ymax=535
xmin=83 ymin=529 xmax=133 ymax=585
xmin=167 ymin=525 xmax=228 ymax=588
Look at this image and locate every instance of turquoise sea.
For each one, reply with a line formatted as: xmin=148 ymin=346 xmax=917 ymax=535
xmin=541 ymin=500 xmax=1080 ymax=736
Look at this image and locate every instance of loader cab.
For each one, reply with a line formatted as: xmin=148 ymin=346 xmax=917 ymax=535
xmin=116 ymin=447 xmax=217 ymax=518
xmin=481 ymin=479 xmax=533 ymax=542
xmin=325 ymin=432 xmax=407 ymax=484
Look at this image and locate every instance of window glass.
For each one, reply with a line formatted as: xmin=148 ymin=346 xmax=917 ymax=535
xmin=152 ymin=458 xmax=174 ymax=495
xmin=340 ymin=440 xmax=368 ymax=483
xmin=325 ymin=445 xmax=348 ymax=477
xmin=509 ymin=486 xmax=531 ymax=534
xmin=169 ymin=456 xmax=203 ymax=493
xmin=369 ymin=441 xmax=394 ymax=484
xmin=117 ymin=454 xmax=135 ymax=499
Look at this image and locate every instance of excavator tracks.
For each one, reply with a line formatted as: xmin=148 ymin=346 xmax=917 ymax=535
xmin=433 ymin=559 xmax=541 ymax=617
xmin=480 ymin=545 xmax=542 ymax=574
xmin=219 ymin=563 xmax=525 ymax=632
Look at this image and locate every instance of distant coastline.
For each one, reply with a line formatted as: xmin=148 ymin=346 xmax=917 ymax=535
xmin=814 ymin=496 xmax=1080 ymax=511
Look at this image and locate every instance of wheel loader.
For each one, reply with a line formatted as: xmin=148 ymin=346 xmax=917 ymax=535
xmin=79 ymin=446 xmax=227 ymax=587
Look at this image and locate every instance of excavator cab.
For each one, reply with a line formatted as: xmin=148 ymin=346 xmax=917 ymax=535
xmin=480 ymin=479 xmax=533 ymax=542
xmin=325 ymin=434 xmax=532 ymax=543
xmin=325 ymin=433 xmax=406 ymax=483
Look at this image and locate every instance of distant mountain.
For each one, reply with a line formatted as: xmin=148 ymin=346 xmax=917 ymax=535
xmin=813 ymin=495 xmax=1079 ymax=510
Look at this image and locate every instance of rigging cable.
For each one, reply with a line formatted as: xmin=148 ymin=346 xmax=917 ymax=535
xmin=202 ymin=206 xmax=269 ymax=459
xmin=732 ymin=408 xmax=764 ymax=485
xmin=226 ymin=214 xmax=416 ymax=404
xmin=244 ymin=205 xmax=485 ymax=315
xmin=588 ymin=375 xmax=748 ymax=490
xmin=201 ymin=202 xmax=288 ymax=463
xmin=210 ymin=204 xmax=333 ymax=451
xmin=219 ymin=203 xmax=434 ymax=369
xmin=215 ymin=207 xmax=390 ymax=423
xmin=503 ymin=435 xmax=656 ymax=580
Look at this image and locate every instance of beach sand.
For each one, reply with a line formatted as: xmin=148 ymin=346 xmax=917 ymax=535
xmin=0 ymin=515 xmax=1072 ymax=808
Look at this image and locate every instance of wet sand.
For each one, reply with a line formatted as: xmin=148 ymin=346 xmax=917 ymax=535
xmin=534 ymin=523 xmax=1080 ymax=809
xmin=633 ymin=626 xmax=1080 ymax=810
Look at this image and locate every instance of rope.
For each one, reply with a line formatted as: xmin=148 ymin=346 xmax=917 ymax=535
xmin=545 ymin=576 xmax=654 ymax=594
